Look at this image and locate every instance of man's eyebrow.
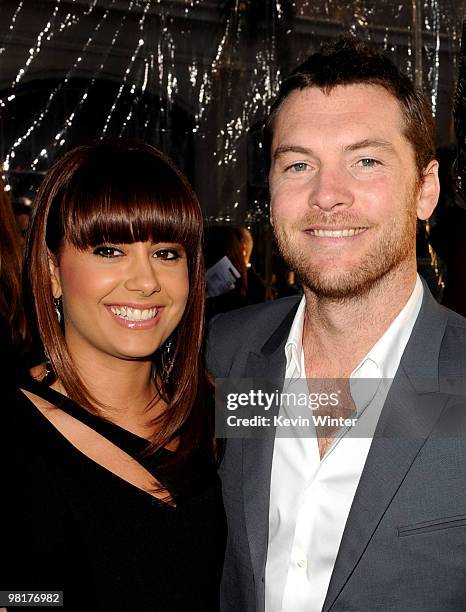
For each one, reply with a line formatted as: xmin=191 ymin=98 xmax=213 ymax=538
xmin=273 ymin=145 xmax=314 ymax=161
xmin=273 ymin=140 xmax=397 ymax=161
xmin=344 ymin=139 xmax=396 ymax=153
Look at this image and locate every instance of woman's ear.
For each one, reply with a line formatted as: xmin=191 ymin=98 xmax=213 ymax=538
xmin=416 ymin=160 xmax=440 ymax=221
xmin=48 ymin=251 xmax=62 ymax=299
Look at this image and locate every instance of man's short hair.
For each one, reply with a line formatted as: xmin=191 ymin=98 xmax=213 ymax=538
xmin=264 ymin=37 xmax=436 ymax=178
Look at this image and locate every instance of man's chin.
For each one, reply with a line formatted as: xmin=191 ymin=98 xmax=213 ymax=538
xmin=298 ymin=269 xmax=389 ymax=301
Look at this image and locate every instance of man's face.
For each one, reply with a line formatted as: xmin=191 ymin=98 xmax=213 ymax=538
xmin=269 ymin=84 xmax=438 ymax=299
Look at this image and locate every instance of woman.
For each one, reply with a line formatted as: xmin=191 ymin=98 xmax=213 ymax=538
xmin=1 ymin=140 xmax=225 ymax=611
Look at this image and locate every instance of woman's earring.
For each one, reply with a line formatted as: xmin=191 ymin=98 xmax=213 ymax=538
xmin=161 ymin=337 xmax=175 ymax=382
xmin=42 ymin=350 xmax=57 ymax=384
xmin=54 ymin=297 xmax=62 ymax=324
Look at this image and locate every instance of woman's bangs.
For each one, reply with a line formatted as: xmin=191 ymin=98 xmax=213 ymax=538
xmin=62 ymin=178 xmax=201 ymax=254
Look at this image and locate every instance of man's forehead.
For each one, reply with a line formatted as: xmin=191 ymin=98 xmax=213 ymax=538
xmin=272 ymin=83 xmax=406 ymax=144
xmin=282 ymin=83 xmax=401 ymax=114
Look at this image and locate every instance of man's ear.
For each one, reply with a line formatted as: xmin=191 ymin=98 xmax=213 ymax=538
xmin=416 ymin=159 xmax=440 ymax=221
xmin=48 ymin=251 xmax=62 ymax=299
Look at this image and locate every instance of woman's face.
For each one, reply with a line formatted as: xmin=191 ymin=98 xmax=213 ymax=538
xmin=49 ymin=240 xmax=189 ymax=364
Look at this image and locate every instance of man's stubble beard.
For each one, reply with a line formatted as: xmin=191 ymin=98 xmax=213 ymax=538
xmin=272 ymin=194 xmax=419 ymax=301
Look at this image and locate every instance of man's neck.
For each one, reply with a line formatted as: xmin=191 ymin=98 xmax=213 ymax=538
xmin=302 ymin=266 xmax=418 ymax=379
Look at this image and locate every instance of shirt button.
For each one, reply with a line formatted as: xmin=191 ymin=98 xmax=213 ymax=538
xmin=297 ymin=559 xmax=307 ymax=569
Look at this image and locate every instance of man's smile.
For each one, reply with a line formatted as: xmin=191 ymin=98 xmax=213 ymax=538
xmin=304 ymin=227 xmax=368 ymax=238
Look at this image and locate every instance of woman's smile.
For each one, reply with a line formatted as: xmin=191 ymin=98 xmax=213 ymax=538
xmin=105 ymin=303 xmax=163 ymax=329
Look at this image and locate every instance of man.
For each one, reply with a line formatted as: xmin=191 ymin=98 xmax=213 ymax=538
xmin=207 ymin=38 xmax=466 ymax=611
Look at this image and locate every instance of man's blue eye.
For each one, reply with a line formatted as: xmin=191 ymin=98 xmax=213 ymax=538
xmin=359 ymin=158 xmax=378 ymax=168
xmin=290 ymin=162 xmax=308 ymax=172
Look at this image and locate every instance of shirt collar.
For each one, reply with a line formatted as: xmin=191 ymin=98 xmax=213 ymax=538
xmin=284 ymin=295 xmax=306 ymax=374
xmin=351 ymin=274 xmax=424 ymax=380
xmin=284 ymin=274 xmax=424 ymax=381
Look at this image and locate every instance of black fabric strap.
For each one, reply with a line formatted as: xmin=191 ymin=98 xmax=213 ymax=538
xmin=20 ymin=378 xmax=152 ymax=460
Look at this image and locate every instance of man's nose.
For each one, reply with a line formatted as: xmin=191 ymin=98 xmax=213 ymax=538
xmin=124 ymin=255 xmax=161 ymax=296
xmin=308 ymin=165 xmax=354 ymax=212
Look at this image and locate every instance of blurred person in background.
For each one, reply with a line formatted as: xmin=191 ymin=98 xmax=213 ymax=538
xmin=204 ymin=225 xmax=249 ymax=319
xmin=0 ymin=177 xmax=29 ymax=381
xmin=429 ymin=147 xmax=466 ymax=316
xmin=270 ymin=253 xmax=303 ymax=299
xmin=12 ymin=195 xmax=33 ymax=244
xmin=237 ymin=227 xmax=268 ymax=304
xmin=204 ymin=225 xmax=270 ymax=320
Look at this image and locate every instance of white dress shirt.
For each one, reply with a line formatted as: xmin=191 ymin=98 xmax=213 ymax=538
xmin=265 ymin=275 xmax=424 ymax=612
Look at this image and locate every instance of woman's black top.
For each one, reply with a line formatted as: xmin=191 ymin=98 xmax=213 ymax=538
xmin=1 ymin=381 xmax=226 ymax=611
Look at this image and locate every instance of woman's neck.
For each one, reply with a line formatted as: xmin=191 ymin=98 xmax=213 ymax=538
xmin=52 ymin=349 xmax=165 ymax=437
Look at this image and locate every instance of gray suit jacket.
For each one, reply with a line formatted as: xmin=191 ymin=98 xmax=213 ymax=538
xmin=206 ymin=287 xmax=466 ymax=611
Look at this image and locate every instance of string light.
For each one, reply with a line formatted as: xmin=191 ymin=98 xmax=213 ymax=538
xmin=0 ymin=0 xmax=462 ymax=243
xmin=0 ymin=1 xmax=24 ymax=56
xmin=101 ymin=1 xmax=150 ymax=137
xmin=5 ymin=0 xmax=133 ymax=172
xmin=10 ymin=0 xmax=62 ymax=90
xmin=45 ymin=0 xmax=132 ymax=161
xmin=424 ymin=0 xmax=442 ymax=118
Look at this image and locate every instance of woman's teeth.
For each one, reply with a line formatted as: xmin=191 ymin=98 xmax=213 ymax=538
xmin=110 ymin=306 xmax=158 ymax=321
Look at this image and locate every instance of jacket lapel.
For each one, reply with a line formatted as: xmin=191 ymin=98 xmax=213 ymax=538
xmin=323 ymin=288 xmax=450 ymax=611
xmin=241 ymin=302 xmax=300 ymax=585
xmin=322 ymin=373 xmax=450 ymax=610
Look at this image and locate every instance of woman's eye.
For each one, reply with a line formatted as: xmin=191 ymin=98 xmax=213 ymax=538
xmin=154 ymin=249 xmax=180 ymax=260
xmin=93 ymin=246 xmax=123 ymax=258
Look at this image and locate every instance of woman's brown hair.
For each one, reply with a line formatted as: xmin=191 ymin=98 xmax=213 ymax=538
xmin=24 ymin=139 xmax=212 ymax=480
